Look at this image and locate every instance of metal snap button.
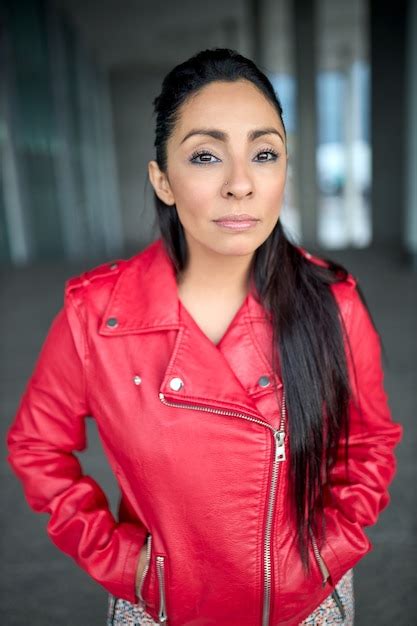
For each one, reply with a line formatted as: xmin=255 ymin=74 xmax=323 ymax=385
xmin=169 ymin=377 xmax=184 ymax=391
xmin=106 ymin=317 xmax=118 ymax=328
xmin=258 ymin=375 xmax=271 ymax=388
xmin=110 ymin=263 xmax=118 ymax=270
xmin=133 ymin=375 xmax=142 ymax=385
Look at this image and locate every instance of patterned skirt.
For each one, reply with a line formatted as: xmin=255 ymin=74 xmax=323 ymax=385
xmin=106 ymin=568 xmax=354 ymax=625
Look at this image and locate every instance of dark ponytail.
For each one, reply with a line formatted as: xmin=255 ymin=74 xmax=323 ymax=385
xmin=150 ymin=47 xmax=352 ymax=570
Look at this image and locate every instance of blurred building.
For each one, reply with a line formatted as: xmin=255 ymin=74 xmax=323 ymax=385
xmin=0 ymin=0 xmax=416 ymax=266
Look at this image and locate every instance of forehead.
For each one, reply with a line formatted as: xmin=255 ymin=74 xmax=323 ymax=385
xmin=173 ymin=80 xmax=283 ymax=134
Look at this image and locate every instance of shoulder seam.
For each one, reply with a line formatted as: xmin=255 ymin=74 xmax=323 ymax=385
xmin=65 ymin=259 xmax=126 ymax=296
xmin=297 ymin=245 xmax=358 ymax=288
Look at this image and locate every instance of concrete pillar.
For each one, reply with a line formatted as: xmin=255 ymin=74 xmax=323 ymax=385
xmin=405 ymin=0 xmax=417 ymax=268
xmin=370 ymin=0 xmax=407 ymax=248
xmin=293 ymin=0 xmax=318 ymax=247
xmin=248 ymin=0 xmax=263 ymax=66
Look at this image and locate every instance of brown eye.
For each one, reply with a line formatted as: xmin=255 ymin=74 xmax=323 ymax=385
xmin=189 ymin=150 xmax=220 ymax=164
xmin=255 ymin=150 xmax=279 ymax=162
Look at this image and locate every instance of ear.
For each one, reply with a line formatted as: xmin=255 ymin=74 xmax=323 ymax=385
xmin=148 ymin=160 xmax=175 ymax=206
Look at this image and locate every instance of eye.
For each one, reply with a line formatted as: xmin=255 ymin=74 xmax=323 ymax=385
xmin=254 ymin=149 xmax=279 ymax=162
xmin=189 ymin=150 xmax=220 ymax=165
xmin=189 ymin=148 xmax=280 ymax=165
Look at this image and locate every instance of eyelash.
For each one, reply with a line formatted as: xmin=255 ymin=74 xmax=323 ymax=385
xmin=189 ymin=148 xmax=280 ymax=165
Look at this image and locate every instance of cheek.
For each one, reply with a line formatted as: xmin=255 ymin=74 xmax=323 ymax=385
xmin=263 ymin=175 xmax=286 ymax=210
xmin=173 ymin=174 xmax=215 ymax=218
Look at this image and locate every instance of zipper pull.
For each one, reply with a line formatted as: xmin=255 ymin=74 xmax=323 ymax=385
xmin=274 ymin=430 xmax=286 ymax=462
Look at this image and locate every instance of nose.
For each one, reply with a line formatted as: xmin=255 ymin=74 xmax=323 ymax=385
xmin=221 ymin=161 xmax=254 ymax=199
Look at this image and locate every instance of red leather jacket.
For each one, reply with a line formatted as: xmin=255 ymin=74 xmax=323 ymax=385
xmin=6 ymin=238 xmax=402 ymax=625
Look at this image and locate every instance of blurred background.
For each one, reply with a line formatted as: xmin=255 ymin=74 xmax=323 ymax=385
xmin=1 ymin=0 xmax=416 ymax=624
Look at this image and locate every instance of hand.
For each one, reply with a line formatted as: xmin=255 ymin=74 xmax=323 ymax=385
xmin=135 ymin=540 xmax=149 ymax=598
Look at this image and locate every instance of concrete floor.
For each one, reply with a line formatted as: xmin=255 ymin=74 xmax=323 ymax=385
xmin=1 ymin=245 xmax=416 ymax=625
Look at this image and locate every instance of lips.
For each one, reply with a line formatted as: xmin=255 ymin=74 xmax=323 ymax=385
xmin=213 ymin=214 xmax=259 ymax=231
xmin=214 ymin=214 xmax=258 ymax=222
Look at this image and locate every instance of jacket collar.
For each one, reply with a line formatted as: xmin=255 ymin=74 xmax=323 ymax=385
xmin=98 ymin=237 xmax=269 ymax=336
xmin=98 ymin=239 xmax=182 ymax=334
xmin=97 ymin=238 xmax=282 ymax=419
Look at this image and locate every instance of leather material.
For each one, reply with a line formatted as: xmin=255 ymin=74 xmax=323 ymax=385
xmin=6 ymin=238 xmax=403 ymax=625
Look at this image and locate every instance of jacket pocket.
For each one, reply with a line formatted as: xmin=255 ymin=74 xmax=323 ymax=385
xmin=137 ymin=533 xmax=153 ymax=605
xmin=137 ymin=534 xmax=169 ymax=624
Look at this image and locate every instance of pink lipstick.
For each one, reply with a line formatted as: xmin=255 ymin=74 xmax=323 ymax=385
xmin=213 ymin=214 xmax=259 ymax=231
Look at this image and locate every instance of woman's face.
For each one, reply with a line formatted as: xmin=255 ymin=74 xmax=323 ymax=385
xmin=148 ymin=79 xmax=288 ymax=260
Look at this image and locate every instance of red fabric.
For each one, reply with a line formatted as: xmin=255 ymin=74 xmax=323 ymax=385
xmin=6 ymin=238 xmax=402 ymax=625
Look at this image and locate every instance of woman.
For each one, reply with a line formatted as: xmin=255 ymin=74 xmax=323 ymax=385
xmin=6 ymin=48 xmax=402 ymax=626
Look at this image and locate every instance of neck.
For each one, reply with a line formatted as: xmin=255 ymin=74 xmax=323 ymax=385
xmin=177 ymin=238 xmax=254 ymax=296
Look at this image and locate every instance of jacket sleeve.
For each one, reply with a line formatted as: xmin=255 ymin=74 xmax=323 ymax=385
xmin=6 ymin=287 xmax=148 ymax=602
xmin=317 ymin=282 xmax=403 ymax=585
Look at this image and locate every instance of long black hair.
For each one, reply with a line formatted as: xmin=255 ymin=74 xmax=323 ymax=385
xmin=150 ymin=47 xmax=354 ymax=570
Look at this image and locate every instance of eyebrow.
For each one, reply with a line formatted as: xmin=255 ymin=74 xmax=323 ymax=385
xmin=180 ymin=126 xmax=285 ymax=146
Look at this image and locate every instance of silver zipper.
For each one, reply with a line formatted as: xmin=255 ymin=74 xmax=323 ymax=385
xmin=310 ymin=531 xmax=346 ymax=619
xmin=156 ymin=555 xmax=168 ymax=623
xmin=159 ymin=390 xmax=286 ymax=626
xmin=309 ymin=528 xmax=330 ymax=586
xmin=138 ymin=533 xmax=153 ymax=603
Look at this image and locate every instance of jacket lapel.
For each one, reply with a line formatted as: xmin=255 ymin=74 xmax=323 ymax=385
xmin=98 ymin=238 xmax=182 ymax=335
xmin=97 ymin=238 xmax=281 ymax=419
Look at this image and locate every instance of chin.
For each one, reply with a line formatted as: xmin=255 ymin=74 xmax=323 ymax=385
xmin=188 ymin=229 xmax=264 ymax=258
xmin=211 ymin=238 xmax=260 ymax=258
